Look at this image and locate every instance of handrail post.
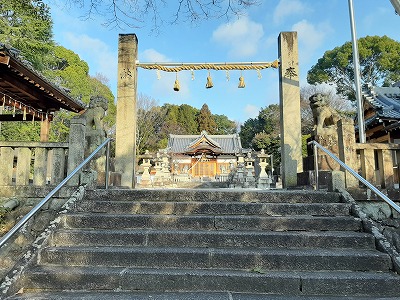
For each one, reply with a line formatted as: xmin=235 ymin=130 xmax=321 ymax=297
xmin=313 ymin=143 xmax=319 ymax=190
xmin=105 ymin=140 xmax=110 ymax=190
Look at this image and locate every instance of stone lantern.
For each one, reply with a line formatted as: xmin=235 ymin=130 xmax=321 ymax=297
xmin=140 ymin=150 xmax=152 ymax=186
xmin=257 ymin=149 xmax=272 ymax=189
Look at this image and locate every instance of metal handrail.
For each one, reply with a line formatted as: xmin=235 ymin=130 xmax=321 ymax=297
xmin=308 ymin=140 xmax=400 ymax=214
xmin=0 ymin=138 xmax=112 ymax=249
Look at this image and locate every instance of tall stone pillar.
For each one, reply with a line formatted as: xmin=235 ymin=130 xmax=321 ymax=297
xmin=115 ymin=34 xmax=138 ymax=188
xmin=278 ymin=32 xmax=303 ymax=188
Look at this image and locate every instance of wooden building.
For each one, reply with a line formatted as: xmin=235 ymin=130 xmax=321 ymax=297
xmin=167 ymin=131 xmax=242 ymax=179
xmin=0 ymin=43 xmax=85 ymax=141
xmin=361 ymin=83 xmax=400 ymax=143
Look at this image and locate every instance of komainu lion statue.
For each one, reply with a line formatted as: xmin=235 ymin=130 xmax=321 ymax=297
xmin=309 ymin=93 xmax=340 ymax=133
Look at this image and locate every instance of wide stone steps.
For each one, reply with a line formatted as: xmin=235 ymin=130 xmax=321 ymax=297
xmin=17 ymin=266 xmax=400 ymax=297
xmin=77 ymin=201 xmax=351 ymax=216
xmin=6 ymin=189 xmax=400 ymax=298
xmin=40 ymin=246 xmax=390 ymax=271
xmin=83 ymin=189 xmax=342 ymax=203
xmin=62 ymin=213 xmax=362 ymax=231
xmin=50 ymin=228 xmax=376 ymax=249
xmin=7 ymin=291 xmax=400 ymax=300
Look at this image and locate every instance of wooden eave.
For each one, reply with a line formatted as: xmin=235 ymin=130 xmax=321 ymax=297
xmin=0 ymin=49 xmax=85 ymax=115
xmin=185 ymin=144 xmax=223 ymax=155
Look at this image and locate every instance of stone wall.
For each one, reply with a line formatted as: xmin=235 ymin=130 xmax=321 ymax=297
xmin=0 ymin=185 xmax=86 ymax=293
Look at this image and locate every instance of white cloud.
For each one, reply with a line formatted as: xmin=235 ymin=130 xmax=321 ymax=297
xmin=273 ymin=0 xmax=311 ymax=25
xmin=211 ymin=16 xmax=264 ymax=58
xmin=140 ymin=49 xmax=171 ymax=62
xmin=244 ymin=104 xmax=260 ymax=119
xmin=64 ymin=32 xmax=118 ymax=86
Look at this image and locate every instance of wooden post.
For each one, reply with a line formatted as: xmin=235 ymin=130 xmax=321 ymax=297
xmin=115 ymin=34 xmax=138 ymax=189
xmin=278 ymin=32 xmax=303 ymax=188
xmin=40 ymin=118 xmax=50 ymax=142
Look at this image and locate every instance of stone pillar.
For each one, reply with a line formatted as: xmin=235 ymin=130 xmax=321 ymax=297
xmin=115 ymin=34 xmax=138 ymax=189
xmin=337 ymin=119 xmax=358 ymax=188
xmin=279 ymin=31 xmax=303 ymax=188
xmin=0 ymin=147 xmax=14 ymax=185
xmin=33 ymin=147 xmax=47 ymax=185
xmin=16 ymin=148 xmax=31 ymax=185
xmin=67 ymin=117 xmax=86 ymax=185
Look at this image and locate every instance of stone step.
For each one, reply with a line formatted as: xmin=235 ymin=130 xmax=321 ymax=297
xmin=39 ymin=246 xmax=391 ymax=272
xmin=19 ymin=266 xmax=400 ymax=297
xmin=84 ymin=189 xmax=341 ymax=204
xmin=62 ymin=213 xmax=362 ymax=231
xmin=50 ymin=228 xmax=376 ymax=249
xmin=76 ymin=201 xmax=350 ymax=216
xmin=7 ymin=291 xmax=400 ymax=300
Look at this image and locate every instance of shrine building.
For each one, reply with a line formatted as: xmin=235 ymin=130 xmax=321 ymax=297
xmin=361 ymin=83 xmax=400 ymax=143
xmin=167 ymin=131 xmax=243 ymax=179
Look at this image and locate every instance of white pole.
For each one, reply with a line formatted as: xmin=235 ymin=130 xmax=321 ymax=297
xmin=390 ymin=0 xmax=400 ymax=14
xmin=348 ymin=0 xmax=366 ymax=143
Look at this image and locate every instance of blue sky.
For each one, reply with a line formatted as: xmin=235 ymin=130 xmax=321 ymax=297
xmin=44 ymin=0 xmax=400 ymax=124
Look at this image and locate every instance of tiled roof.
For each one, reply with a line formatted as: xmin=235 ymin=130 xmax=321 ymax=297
xmin=362 ymin=85 xmax=400 ymax=120
xmin=167 ymin=131 xmax=242 ymax=154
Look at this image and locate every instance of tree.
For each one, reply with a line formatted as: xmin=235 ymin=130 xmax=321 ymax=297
xmin=197 ymin=103 xmax=216 ymax=134
xmin=213 ymin=114 xmax=237 ymax=135
xmin=177 ymin=104 xmax=199 ymax=134
xmin=0 ymin=0 xmax=54 ymax=70
xmin=307 ymin=35 xmax=400 ymax=100
xmin=62 ymin=0 xmax=259 ymax=30
xmin=239 ymin=104 xmax=281 ymax=166
xmin=136 ymin=93 xmax=166 ymax=155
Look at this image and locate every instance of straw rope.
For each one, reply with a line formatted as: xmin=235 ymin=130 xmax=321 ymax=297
xmin=137 ymin=60 xmax=279 ymax=72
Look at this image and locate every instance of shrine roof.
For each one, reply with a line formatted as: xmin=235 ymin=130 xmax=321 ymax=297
xmin=362 ymin=85 xmax=400 ymax=121
xmin=0 ymin=43 xmax=85 ymax=121
xmin=167 ymin=131 xmax=242 ymax=155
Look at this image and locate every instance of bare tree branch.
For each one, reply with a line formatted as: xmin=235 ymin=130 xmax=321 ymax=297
xmin=58 ymin=0 xmax=259 ymax=30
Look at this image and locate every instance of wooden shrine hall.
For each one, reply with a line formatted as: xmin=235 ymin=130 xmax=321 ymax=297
xmin=0 ymin=44 xmax=85 ymax=141
xmin=167 ymin=131 xmax=243 ymax=179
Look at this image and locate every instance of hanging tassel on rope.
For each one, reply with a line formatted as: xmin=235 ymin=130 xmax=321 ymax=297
xmin=13 ymin=102 xmax=16 ymax=117
xmin=206 ymin=71 xmax=213 ymax=89
xmin=23 ymin=107 xmax=27 ymax=120
xmin=238 ymin=71 xmax=246 ymax=88
xmin=173 ymin=73 xmax=180 ymax=91
xmin=191 ymin=69 xmax=195 ymax=81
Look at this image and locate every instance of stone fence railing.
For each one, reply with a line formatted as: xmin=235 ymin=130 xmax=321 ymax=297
xmin=354 ymin=143 xmax=400 ymax=189
xmin=307 ymin=119 xmax=400 ymax=191
xmin=0 ymin=141 xmax=69 ymax=186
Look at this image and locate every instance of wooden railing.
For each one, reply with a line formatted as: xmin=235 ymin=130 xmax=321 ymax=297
xmin=354 ymin=143 xmax=400 ymax=189
xmin=0 ymin=141 xmax=68 ymax=186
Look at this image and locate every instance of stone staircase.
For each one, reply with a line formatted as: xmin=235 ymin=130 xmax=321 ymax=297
xmin=5 ymin=189 xmax=400 ymax=299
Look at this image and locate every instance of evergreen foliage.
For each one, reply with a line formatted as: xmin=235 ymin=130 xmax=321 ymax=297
xmin=197 ymin=103 xmax=217 ymax=134
xmin=307 ymin=35 xmax=400 ymax=100
xmin=0 ymin=0 xmax=54 ymax=70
